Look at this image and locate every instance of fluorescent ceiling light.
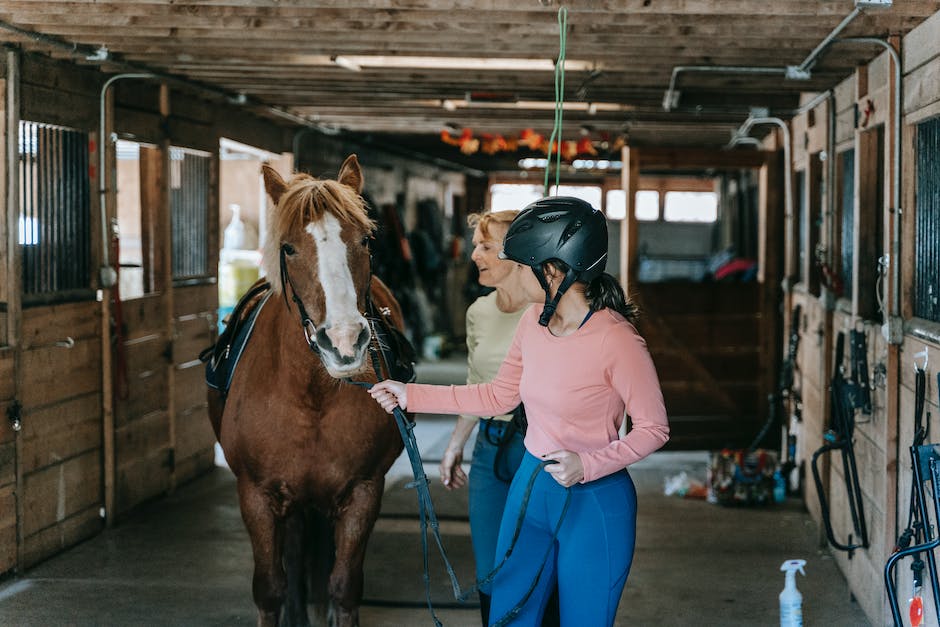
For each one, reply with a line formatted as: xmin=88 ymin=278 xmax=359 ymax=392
xmin=331 ymin=55 xmax=362 ymax=72
xmin=413 ymin=99 xmax=633 ymax=112
xmin=292 ymin=54 xmax=599 ymax=72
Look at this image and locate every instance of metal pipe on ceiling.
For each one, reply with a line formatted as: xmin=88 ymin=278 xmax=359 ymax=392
xmin=795 ymin=7 xmax=863 ymax=75
xmin=662 ymin=4 xmax=866 ymax=112
xmin=662 ymin=66 xmax=786 ymax=112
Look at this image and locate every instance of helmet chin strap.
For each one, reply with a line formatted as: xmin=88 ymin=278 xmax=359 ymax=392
xmin=534 ymin=267 xmax=579 ymax=326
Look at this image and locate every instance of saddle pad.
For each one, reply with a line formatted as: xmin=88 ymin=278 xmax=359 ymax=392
xmin=204 ymin=289 xmax=272 ymax=396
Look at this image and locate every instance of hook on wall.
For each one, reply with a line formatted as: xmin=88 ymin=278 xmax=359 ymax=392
xmin=914 ymin=348 xmax=929 ymax=372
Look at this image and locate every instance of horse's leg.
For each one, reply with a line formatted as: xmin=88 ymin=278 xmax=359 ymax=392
xmin=306 ymin=508 xmax=335 ymax=626
xmin=283 ymin=509 xmax=310 ymax=627
xmin=238 ymin=480 xmax=286 ymax=627
xmin=329 ymin=478 xmax=384 ymax=627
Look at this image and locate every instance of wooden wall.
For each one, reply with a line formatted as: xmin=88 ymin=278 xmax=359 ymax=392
xmin=784 ymin=10 xmax=940 ymax=624
xmin=18 ymin=302 xmax=103 ymax=568
xmin=0 ymin=49 xmax=294 ymax=573
xmin=1 ymin=47 xmax=474 ymax=575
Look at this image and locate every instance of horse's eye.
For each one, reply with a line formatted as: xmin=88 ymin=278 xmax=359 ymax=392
xmin=281 ymin=243 xmax=296 ymax=255
xmin=360 ymin=236 xmax=370 ymax=248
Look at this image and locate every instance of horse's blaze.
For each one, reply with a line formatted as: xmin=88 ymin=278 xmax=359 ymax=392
xmin=306 ymin=214 xmax=370 ymax=370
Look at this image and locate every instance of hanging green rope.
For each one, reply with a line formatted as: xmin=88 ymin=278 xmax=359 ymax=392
xmin=543 ymin=6 xmax=568 ymax=196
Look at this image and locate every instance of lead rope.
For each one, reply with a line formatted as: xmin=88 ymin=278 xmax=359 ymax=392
xmin=346 ymin=325 xmax=570 ymax=625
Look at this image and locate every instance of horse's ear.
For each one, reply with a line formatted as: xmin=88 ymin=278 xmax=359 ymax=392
xmin=262 ymin=164 xmax=287 ymax=204
xmin=337 ymin=154 xmax=364 ymax=194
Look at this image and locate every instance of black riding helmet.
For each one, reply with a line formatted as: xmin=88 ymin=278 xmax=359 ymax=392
xmin=499 ymin=196 xmax=608 ymax=326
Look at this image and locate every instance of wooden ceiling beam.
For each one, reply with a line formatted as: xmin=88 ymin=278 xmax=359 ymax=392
xmin=9 ymin=0 xmax=938 ymax=18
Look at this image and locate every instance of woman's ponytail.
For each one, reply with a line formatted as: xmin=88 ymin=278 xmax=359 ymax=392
xmin=586 ymin=272 xmax=639 ymax=325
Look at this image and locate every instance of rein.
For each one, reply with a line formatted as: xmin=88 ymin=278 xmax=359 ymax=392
xmin=280 ymin=248 xmax=570 ymax=626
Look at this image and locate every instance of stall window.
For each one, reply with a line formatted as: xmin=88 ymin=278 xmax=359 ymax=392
xmin=857 ymin=126 xmax=885 ymax=321
xmin=115 ymin=140 xmax=164 ymax=299
xmin=838 ymin=149 xmax=855 ymax=301
xmin=170 ymin=147 xmax=212 ymax=282
xmin=18 ymin=121 xmax=92 ymax=302
xmin=915 ymin=117 xmax=940 ymax=323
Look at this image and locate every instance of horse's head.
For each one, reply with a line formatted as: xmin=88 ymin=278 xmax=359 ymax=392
xmin=261 ymin=155 xmax=376 ymax=378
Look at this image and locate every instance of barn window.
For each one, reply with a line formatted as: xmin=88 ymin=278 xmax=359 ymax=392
xmin=550 ymin=184 xmax=602 ymax=210
xmin=635 ymin=190 xmax=660 ymax=221
xmin=170 ymin=147 xmax=211 ymax=282
xmin=488 ymin=183 xmax=541 ymax=212
xmin=663 ymin=191 xmax=718 ymax=223
xmin=605 ymin=189 xmax=626 ymax=220
xmin=18 ymin=121 xmax=92 ymax=301
xmin=915 ymin=116 xmax=940 ymax=323
xmin=839 ymin=149 xmax=855 ymax=301
xmin=487 ymin=183 xmax=604 ymax=214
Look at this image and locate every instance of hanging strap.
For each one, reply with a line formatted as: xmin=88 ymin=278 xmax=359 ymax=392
xmin=543 ymin=7 xmax=568 ymax=196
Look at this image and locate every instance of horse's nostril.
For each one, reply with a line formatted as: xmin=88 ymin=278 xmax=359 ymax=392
xmin=316 ymin=327 xmax=332 ymax=351
xmin=356 ymin=325 xmax=370 ymax=348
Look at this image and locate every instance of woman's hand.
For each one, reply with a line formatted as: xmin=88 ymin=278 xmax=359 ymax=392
xmin=439 ymin=447 xmax=467 ymax=490
xmin=369 ymin=380 xmax=407 ymax=413
xmin=439 ymin=416 xmax=475 ymax=490
xmin=543 ymin=450 xmax=584 ymax=488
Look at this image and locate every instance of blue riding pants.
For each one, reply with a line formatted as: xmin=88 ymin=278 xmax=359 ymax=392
xmin=488 ymin=451 xmax=637 ymax=627
xmin=469 ymin=420 xmax=526 ymax=594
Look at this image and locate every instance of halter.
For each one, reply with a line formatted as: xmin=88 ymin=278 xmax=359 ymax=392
xmin=279 ymin=244 xmax=321 ymax=355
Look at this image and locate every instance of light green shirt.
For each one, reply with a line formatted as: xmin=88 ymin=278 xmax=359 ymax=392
xmin=465 ymin=291 xmax=529 ymax=421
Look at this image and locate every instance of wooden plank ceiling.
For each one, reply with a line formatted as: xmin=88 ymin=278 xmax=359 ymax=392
xmin=0 ymin=1 xmax=936 ymax=169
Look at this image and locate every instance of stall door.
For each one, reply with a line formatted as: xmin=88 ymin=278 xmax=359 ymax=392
xmin=111 ymin=142 xmax=173 ymax=516
xmin=15 ymin=121 xmax=104 ymax=567
xmin=635 ymin=282 xmax=764 ymax=450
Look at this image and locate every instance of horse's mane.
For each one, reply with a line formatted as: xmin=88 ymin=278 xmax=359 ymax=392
xmin=262 ymin=175 xmax=375 ymax=293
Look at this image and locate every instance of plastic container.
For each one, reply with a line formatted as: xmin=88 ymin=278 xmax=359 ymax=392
xmin=779 ymin=559 xmax=806 ymax=627
xmin=774 ymin=470 xmax=787 ymax=503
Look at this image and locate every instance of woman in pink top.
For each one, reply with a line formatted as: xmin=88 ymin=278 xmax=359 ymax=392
xmin=371 ymin=197 xmax=669 ymax=626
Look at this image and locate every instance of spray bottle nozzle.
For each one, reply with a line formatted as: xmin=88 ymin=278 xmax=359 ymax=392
xmin=781 ymin=559 xmax=807 ymax=577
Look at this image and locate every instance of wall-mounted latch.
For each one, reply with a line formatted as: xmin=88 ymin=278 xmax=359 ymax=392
xmin=7 ymin=400 xmax=22 ymax=432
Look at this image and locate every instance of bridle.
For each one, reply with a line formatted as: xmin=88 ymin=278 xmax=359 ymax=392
xmin=279 ymin=244 xmax=326 ymax=356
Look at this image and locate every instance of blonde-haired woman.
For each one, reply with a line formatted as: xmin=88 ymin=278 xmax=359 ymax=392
xmin=439 ymin=210 xmax=531 ymax=624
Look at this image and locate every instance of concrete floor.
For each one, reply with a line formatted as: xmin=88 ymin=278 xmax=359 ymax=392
xmin=0 ymin=357 xmax=870 ymax=626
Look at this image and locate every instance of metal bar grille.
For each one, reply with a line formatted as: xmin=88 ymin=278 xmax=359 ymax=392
xmin=170 ymin=147 xmax=210 ymax=280
xmin=915 ymin=117 xmax=940 ymax=322
xmin=840 ymin=149 xmax=855 ymax=301
xmin=18 ymin=121 xmax=91 ymax=298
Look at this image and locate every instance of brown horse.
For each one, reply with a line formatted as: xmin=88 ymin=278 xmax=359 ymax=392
xmin=208 ymin=155 xmax=405 ymax=627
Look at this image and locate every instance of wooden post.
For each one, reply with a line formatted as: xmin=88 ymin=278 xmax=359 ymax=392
xmin=159 ymin=84 xmax=177 ymax=492
xmin=100 ymin=82 xmax=115 ymax=528
xmin=619 ymin=146 xmax=639 ymax=291
xmin=4 ymin=49 xmax=24 ymax=572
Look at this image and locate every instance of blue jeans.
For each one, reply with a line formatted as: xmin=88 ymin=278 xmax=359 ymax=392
xmin=488 ymin=451 xmax=637 ymax=627
xmin=469 ymin=419 xmax=526 ymax=594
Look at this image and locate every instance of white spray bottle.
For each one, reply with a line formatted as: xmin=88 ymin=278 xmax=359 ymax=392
xmin=779 ymin=559 xmax=806 ymax=627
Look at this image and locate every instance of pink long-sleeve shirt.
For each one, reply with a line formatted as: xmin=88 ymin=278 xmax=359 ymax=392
xmin=407 ymin=305 xmax=669 ymax=482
